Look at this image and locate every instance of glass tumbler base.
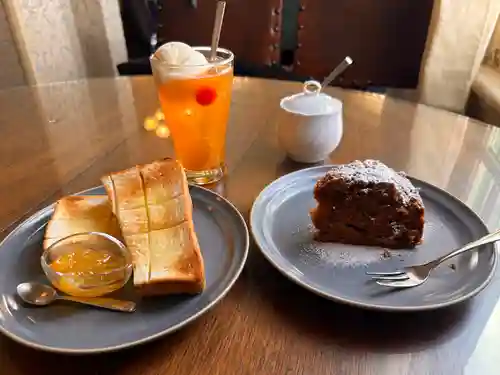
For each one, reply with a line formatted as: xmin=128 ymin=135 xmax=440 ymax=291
xmin=185 ymin=165 xmax=224 ymax=185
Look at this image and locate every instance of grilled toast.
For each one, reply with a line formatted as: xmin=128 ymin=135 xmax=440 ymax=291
xmin=101 ymin=158 xmax=205 ymax=295
xmin=43 ymin=195 xmax=122 ymax=250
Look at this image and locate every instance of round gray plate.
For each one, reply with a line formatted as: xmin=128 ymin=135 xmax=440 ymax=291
xmin=0 ymin=185 xmax=249 ymax=354
xmin=251 ymin=165 xmax=497 ymax=312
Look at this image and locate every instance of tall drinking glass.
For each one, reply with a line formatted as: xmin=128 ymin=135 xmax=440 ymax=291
xmin=151 ymin=46 xmax=234 ymax=185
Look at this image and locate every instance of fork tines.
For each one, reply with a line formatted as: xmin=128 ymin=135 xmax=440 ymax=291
xmin=365 ymin=270 xmax=409 ymax=281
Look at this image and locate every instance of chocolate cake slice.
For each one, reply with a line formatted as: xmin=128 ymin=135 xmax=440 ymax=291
xmin=310 ymin=160 xmax=424 ymax=249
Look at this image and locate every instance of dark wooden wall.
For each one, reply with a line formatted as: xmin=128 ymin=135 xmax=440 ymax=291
xmin=157 ymin=0 xmax=283 ymax=68
xmin=294 ymin=0 xmax=434 ymax=88
xmin=157 ymin=0 xmax=434 ymax=89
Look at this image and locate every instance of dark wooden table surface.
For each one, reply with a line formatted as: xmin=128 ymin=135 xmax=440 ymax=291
xmin=0 ymin=77 xmax=499 ymax=375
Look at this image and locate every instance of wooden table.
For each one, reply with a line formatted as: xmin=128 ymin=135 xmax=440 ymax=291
xmin=0 ymin=77 xmax=499 ymax=375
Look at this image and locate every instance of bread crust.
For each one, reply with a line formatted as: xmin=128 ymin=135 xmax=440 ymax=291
xmin=43 ymin=195 xmax=122 ymax=250
xmin=101 ymin=158 xmax=205 ymax=295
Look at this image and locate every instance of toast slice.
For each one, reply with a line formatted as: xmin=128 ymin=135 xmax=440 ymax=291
xmin=101 ymin=158 xmax=205 ymax=296
xmin=43 ymin=195 xmax=122 ymax=250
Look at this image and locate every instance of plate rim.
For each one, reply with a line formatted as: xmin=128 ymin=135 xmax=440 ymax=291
xmin=250 ymin=165 xmax=498 ymax=312
xmin=0 ymin=184 xmax=249 ymax=354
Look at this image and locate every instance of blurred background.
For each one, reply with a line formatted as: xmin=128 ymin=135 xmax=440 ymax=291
xmin=0 ymin=0 xmax=500 ymax=122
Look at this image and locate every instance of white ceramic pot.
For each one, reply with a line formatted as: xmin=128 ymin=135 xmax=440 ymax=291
xmin=277 ymin=80 xmax=343 ymax=163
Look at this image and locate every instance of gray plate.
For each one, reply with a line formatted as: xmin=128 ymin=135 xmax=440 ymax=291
xmin=251 ymin=165 xmax=497 ymax=312
xmin=0 ymin=185 xmax=249 ymax=354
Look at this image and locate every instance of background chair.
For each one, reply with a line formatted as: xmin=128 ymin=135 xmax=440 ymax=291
xmin=292 ymin=0 xmax=434 ymax=90
xmin=156 ymin=0 xmax=285 ymax=78
xmin=1 ymin=0 xmax=499 ymax=121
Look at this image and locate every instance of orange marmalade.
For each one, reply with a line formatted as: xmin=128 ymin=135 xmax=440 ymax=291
xmin=49 ymin=244 xmax=128 ymax=297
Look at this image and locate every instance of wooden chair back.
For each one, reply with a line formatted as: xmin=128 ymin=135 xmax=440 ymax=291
xmin=293 ymin=0 xmax=434 ymax=88
xmin=157 ymin=0 xmax=283 ymax=70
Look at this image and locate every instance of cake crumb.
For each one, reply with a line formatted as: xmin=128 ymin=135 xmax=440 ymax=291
xmin=381 ymin=249 xmax=392 ymax=259
xmin=449 ymin=263 xmax=456 ymax=271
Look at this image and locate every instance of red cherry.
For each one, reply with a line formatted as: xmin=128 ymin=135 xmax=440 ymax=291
xmin=195 ymin=86 xmax=217 ymax=106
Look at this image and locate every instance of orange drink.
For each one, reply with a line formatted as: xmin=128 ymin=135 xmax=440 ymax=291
xmin=151 ymin=43 xmax=234 ymax=185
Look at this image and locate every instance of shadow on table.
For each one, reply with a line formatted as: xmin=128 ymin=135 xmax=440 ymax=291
xmin=249 ymin=250 xmax=471 ymax=353
xmin=0 ymin=325 xmax=196 ymax=375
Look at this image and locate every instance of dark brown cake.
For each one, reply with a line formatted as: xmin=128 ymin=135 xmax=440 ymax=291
xmin=310 ymin=160 xmax=424 ymax=249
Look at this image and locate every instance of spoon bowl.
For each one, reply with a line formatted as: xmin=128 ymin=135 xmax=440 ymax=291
xmin=17 ymin=282 xmax=57 ymax=306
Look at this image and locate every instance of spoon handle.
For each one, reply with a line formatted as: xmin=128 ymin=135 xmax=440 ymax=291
xmin=57 ymin=296 xmax=136 ymax=312
xmin=321 ymin=56 xmax=353 ymax=89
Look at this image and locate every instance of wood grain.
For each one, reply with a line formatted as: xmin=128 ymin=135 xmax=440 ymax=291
xmin=295 ymin=0 xmax=434 ymax=88
xmin=0 ymin=77 xmax=499 ymax=375
xmin=157 ymin=0 xmax=283 ymax=68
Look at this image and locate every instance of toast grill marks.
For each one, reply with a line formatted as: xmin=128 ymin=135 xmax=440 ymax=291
xmin=311 ymin=160 xmax=425 ymax=249
xmin=102 ymin=167 xmax=150 ymax=285
xmin=101 ymin=159 xmax=205 ymax=293
xmin=139 ymin=169 xmax=152 ymax=285
xmin=139 ymin=162 xmax=188 ymax=283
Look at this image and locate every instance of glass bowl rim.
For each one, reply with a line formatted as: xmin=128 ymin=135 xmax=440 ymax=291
xmin=41 ymin=231 xmax=133 ymax=278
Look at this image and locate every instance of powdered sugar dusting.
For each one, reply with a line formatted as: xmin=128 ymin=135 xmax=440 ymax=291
xmin=294 ymin=224 xmax=392 ymax=268
xmin=318 ymin=159 xmax=423 ymax=206
xmin=300 ymin=241 xmax=385 ymax=268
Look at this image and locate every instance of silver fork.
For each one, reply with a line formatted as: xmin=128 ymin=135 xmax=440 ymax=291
xmin=366 ymin=228 xmax=500 ymax=288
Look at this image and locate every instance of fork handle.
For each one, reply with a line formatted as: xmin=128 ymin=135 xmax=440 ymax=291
xmin=431 ymin=228 xmax=500 ymax=267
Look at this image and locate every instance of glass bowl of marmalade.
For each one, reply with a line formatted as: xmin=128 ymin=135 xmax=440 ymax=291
xmin=41 ymin=232 xmax=133 ymax=297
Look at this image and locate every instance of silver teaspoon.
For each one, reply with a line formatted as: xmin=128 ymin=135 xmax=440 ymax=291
xmin=321 ymin=56 xmax=353 ymax=89
xmin=17 ymin=282 xmax=136 ymax=313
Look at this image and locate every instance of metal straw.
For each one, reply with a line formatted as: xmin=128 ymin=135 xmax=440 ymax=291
xmin=210 ymin=1 xmax=227 ymax=61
